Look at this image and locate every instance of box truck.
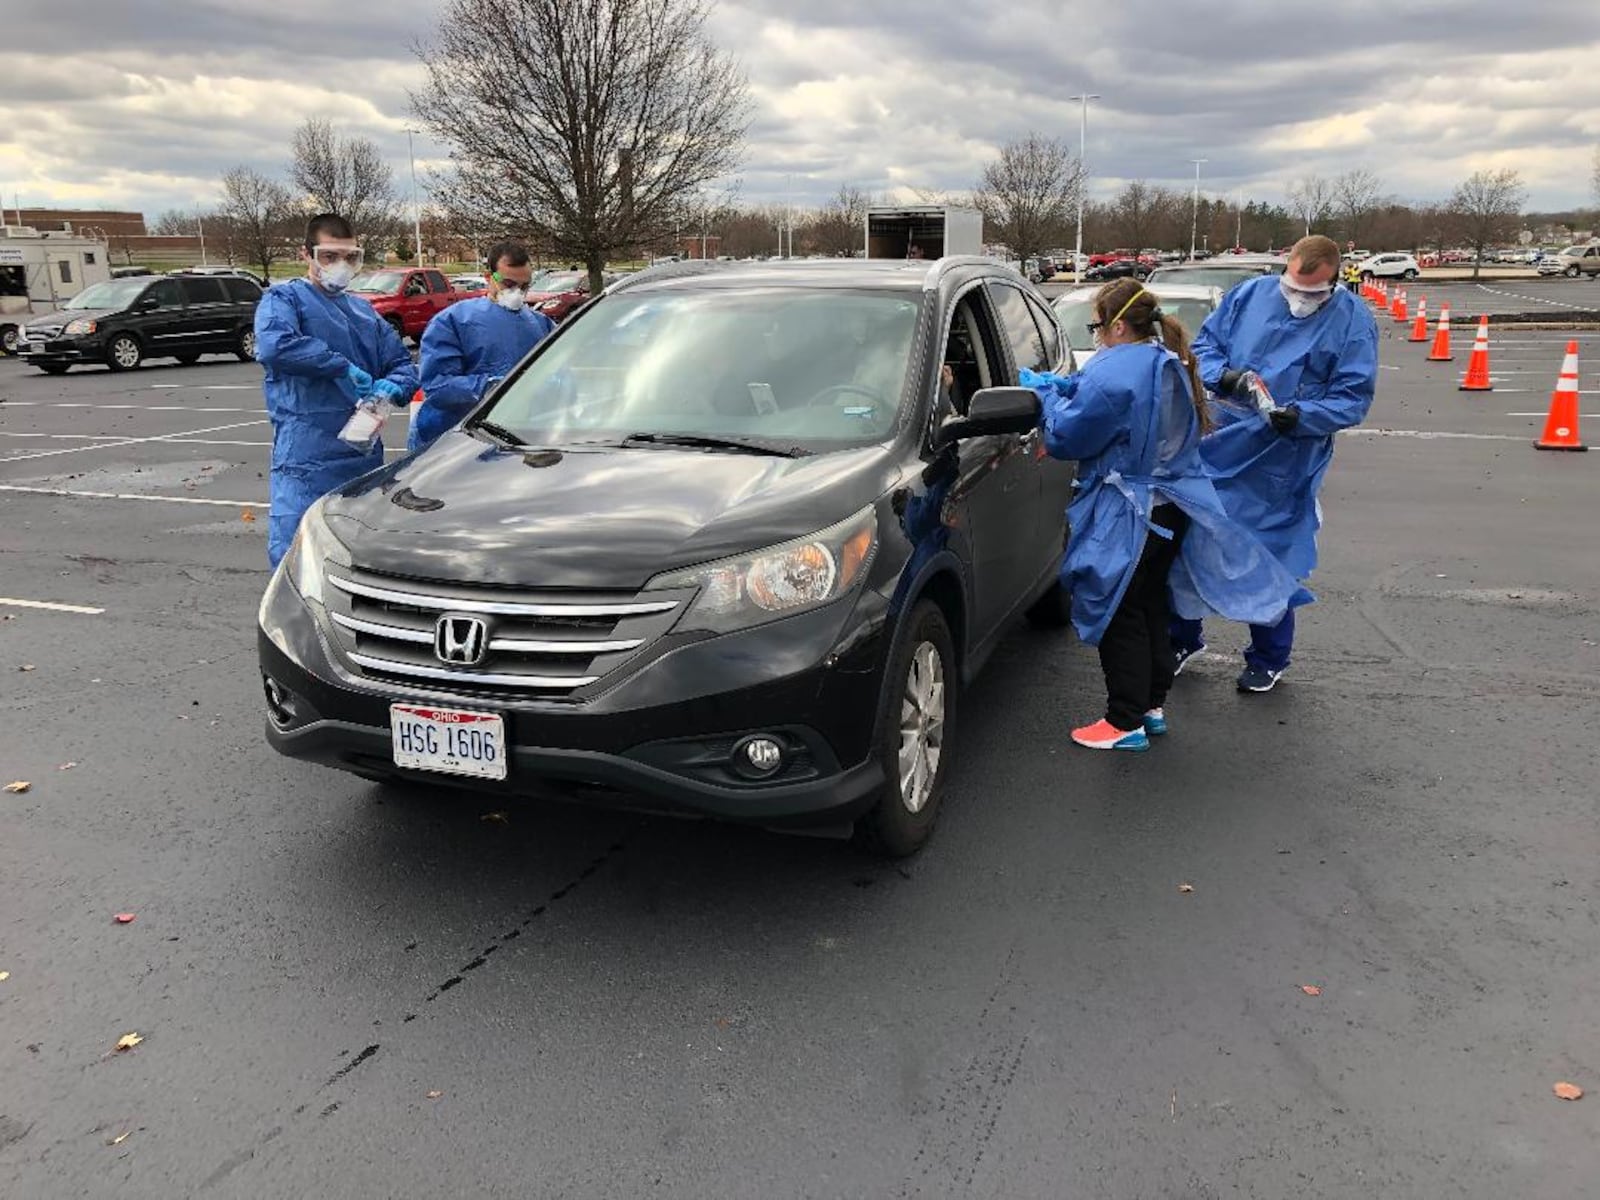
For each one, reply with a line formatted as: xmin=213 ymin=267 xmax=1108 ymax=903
xmin=864 ymin=205 xmax=984 ymax=260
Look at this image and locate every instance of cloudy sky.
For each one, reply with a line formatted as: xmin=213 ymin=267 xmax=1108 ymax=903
xmin=2 ymin=0 xmax=1597 ymax=224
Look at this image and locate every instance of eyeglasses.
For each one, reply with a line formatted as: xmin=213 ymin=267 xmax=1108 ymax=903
xmin=1086 ymin=321 xmax=1105 ymax=333
xmin=310 ymin=248 xmax=365 ymax=268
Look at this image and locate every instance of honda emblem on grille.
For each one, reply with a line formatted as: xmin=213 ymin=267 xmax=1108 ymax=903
xmin=434 ymin=615 xmax=488 ymax=666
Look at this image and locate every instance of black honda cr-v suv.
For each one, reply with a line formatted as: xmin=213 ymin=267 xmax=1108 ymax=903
xmin=258 ymin=258 xmax=1075 ymax=854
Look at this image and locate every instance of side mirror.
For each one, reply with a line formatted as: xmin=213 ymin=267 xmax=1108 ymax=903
xmin=136 ymin=294 xmax=160 ymax=311
xmin=933 ymin=386 xmax=1041 ymax=449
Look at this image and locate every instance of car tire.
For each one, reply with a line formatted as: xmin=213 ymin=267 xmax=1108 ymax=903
xmin=1565 ymin=265 xmax=1581 ymax=279
xmin=1403 ymin=268 xmax=1418 ymax=280
xmin=0 ymin=325 xmax=17 ymax=355
xmin=105 ymin=333 xmax=143 ymax=372
xmin=37 ymin=363 xmax=70 ymax=375
xmin=175 ymin=353 xmax=201 ymax=365
xmin=385 ymin=315 xmax=405 ymax=340
xmin=858 ymin=599 xmax=956 ymax=858
xmin=236 ymin=328 xmax=258 ymax=361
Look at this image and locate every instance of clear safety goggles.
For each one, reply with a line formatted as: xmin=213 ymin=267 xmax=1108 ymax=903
xmin=1280 ymin=278 xmax=1335 ymax=300
xmin=491 ymin=272 xmax=532 ymax=292
xmin=310 ymin=247 xmax=365 ymax=268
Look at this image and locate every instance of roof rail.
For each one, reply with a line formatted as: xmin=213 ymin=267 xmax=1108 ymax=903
xmin=606 ymin=258 xmax=735 ymax=296
xmin=921 ymin=255 xmax=1007 ymax=291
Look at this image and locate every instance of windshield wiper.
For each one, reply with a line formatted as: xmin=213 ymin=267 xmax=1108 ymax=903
xmin=470 ymin=420 xmax=527 ymax=448
xmin=617 ymin=432 xmax=808 ymax=458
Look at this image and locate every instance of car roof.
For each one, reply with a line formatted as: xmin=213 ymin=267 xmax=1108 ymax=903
xmin=606 ymin=256 xmax=1011 ymax=298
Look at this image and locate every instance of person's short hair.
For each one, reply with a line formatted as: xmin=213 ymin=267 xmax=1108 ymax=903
xmin=304 ymin=212 xmax=354 ymax=250
xmin=485 ymin=241 xmax=531 ymax=274
xmin=1289 ymin=235 xmax=1342 ymax=279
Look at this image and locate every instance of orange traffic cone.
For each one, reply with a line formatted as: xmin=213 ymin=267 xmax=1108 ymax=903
xmin=1535 ymin=341 xmax=1588 ymax=451
xmin=1427 ymin=305 xmax=1453 ymax=361
xmin=1459 ymin=316 xmax=1493 ymax=391
xmin=1394 ymin=289 xmax=1411 ymax=323
xmin=1408 ymin=297 xmax=1429 ymax=342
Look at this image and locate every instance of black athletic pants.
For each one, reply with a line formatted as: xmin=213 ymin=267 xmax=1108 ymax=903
xmin=1099 ymin=504 xmax=1189 ymax=731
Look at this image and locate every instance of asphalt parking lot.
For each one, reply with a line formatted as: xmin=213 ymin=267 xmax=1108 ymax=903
xmin=3 ymin=323 xmax=1599 ymax=1197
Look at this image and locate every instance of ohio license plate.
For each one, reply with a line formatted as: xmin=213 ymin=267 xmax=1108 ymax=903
xmin=390 ymin=704 xmax=507 ymax=780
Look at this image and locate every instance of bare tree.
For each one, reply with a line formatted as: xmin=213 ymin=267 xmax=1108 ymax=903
xmin=1333 ymin=168 xmax=1384 ymax=250
xmin=1104 ymin=181 xmax=1183 ymax=252
xmin=804 ymin=186 xmax=872 ymax=257
xmin=413 ymin=0 xmax=749 ymax=294
xmin=973 ymin=133 xmax=1081 ymax=265
xmin=218 ymin=166 xmax=298 ymax=280
xmin=150 ymin=209 xmax=200 ymax=237
xmin=289 ymin=117 xmax=399 ymax=247
xmin=1286 ymin=173 xmax=1335 ymax=236
xmin=1591 ymin=145 xmax=1600 ymax=213
xmin=1448 ymin=168 xmax=1527 ymax=279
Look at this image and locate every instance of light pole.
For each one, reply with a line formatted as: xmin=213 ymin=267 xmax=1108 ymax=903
xmin=1069 ymin=93 xmax=1099 ymax=278
xmin=1189 ymin=159 xmax=1208 ymax=261
xmin=1235 ymin=188 xmax=1244 ymax=251
xmin=196 ymin=210 xmax=208 ymax=266
xmin=403 ymin=128 xmax=424 ymax=265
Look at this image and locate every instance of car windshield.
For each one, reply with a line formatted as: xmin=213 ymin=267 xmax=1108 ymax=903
xmin=64 ymin=278 xmax=152 ymax=310
xmin=347 ymin=271 xmax=406 ymax=295
xmin=1053 ymin=295 xmax=1217 ymax=351
xmin=481 ymin=288 xmax=922 ymax=451
xmin=533 ymin=271 xmax=585 ymax=293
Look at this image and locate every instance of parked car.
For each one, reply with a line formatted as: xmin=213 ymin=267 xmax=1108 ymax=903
xmin=1023 ymin=257 xmax=1055 ymax=283
xmin=1082 ymin=259 xmax=1150 ymax=283
xmin=527 ymin=270 xmax=619 ymax=322
xmin=110 ymin=266 xmax=154 ymax=279
xmin=1541 ymin=243 xmax=1600 ymax=279
xmin=449 ymin=273 xmax=489 ymax=294
xmin=346 ymin=267 xmax=463 ymax=341
xmin=18 ymin=273 xmax=262 ymax=374
xmin=257 ymin=257 xmax=1076 ymax=855
xmin=171 ymin=264 xmax=269 ymax=288
xmin=1357 ymin=252 xmax=1421 ymax=281
xmin=1050 ymin=282 xmax=1223 ymax=372
xmin=1145 ymin=258 xmax=1284 ymax=292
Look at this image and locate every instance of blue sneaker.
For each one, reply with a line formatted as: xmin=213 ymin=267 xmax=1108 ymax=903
xmin=1143 ymin=709 xmax=1168 ymax=736
xmin=1173 ymin=643 xmax=1206 ymax=676
xmin=1236 ymin=665 xmax=1284 ymax=693
xmin=1071 ymin=719 xmax=1150 ymax=752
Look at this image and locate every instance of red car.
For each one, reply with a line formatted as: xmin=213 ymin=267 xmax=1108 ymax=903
xmin=527 ymin=270 xmax=620 ymax=322
xmin=346 ymin=267 xmax=464 ymax=341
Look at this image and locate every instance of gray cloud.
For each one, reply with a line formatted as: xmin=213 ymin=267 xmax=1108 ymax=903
xmin=1 ymin=0 xmax=1595 ymax=222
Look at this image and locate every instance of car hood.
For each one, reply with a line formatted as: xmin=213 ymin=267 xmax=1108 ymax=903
xmin=328 ymin=432 xmax=897 ymax=590
xmin=26 ymin=307 xmax=112 ymax=328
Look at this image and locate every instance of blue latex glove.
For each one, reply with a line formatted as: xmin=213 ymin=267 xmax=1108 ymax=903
xmin=371 ymin=378 xmax=406 ymax=405
xmin=346 ymin=364 xmax=374 ymax=397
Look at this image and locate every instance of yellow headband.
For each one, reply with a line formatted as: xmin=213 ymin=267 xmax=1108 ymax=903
xmin=1109 ymin=287 xmax=1150 ymax=329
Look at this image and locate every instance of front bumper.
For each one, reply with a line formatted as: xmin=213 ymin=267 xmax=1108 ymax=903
xmin=21 ymin=336 xmax=103 ymax=363
xmin=257 ymin=566 xmax=892 ymax=828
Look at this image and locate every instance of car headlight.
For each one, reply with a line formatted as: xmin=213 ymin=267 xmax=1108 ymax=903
xmin=63 ymin=318 xmax=97 ymax=336
xmin=538 ymin=299 xmax=562 ymax=312
xmin=283 ymin=497 xmax=347 ymax=606
xmin=646 ymin=507 xmax=877 ymax=634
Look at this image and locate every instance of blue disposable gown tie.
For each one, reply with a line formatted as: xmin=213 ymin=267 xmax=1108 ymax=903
xmin=1190 ymin=276 xmax=1377 ymax=584
xmin=1026 ymin=343 xmax=1300 ymax=647
xmin=411 ymin=298 xmax=556 ymax=451
xmin=255 ymin=279 xmax=418 ymax=566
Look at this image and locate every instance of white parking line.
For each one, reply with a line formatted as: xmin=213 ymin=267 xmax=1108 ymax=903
xmin=0 ymin=401 xmax=409 ymax=418
xmin=1344 ymin=428 xmax=1531 ymax=443
xmin=0 ymin=418 xmax=271 ymax=464
xmin=0 ymin=483 xmax=268 ymax=508
xmin=146 ymin=383 xmax=261 ymax=391
xmin=1506 ymin=412 xmax=1600 ymax=418
xmin=0 ymin=596 xmax=106 ymax=615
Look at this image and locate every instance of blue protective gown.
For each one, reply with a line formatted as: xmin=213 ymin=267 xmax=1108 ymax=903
xmin=1027 ymin=344 xmax=1301 ymax=647
xmin=411 ymin=299 xmax=556 ymax=451
xmin=255 ymin=279 xmax=418 ymax=567
xmin=1190 ymin=276 xmax=1378 ymax=583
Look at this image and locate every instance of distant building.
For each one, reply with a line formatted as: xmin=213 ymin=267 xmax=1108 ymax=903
xmin=7 ymin=209 xmax=148 ymax=239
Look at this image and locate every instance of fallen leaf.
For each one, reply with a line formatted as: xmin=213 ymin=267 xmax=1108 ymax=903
xmin=1554 ymin=1081 xmax=1584 ymax=1101
xmin=1299 ymin=984 xmax=1323 ymax=997
xmin=114 ymin=913 xmax=136 ymax=925
xmin=114 ymin=1033 xmax=143 ymax=1051
xmin=59 ymin=762 xmax=78 ymax=771
xmin=480 ymin=811 xmax=509 ymax=823
xmin=426 ymin=1090 xmax=444 ymax=1100
xmin=1177 ymin=883 xmax=1195 ymax=894
xmin=4 ymin=781 xmax=30 ymax=794
xmin=714 ymin=1017 xmax=732 ymax=1029
xmin=110 ymin=1132 xmax=131 ymax=1146
xmin=20 ymin=664 xmax=37 ymax=672
xmin=240 ymin=509 xmax=256 ymax=523
xmin=0 ymin=971 xmax=10 ymax=982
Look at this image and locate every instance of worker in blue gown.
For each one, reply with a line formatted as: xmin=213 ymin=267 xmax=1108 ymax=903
xmin=411 ymin=241 xmax=557 ymax=452
xmin=1170 ymin=235 xmax=1378 ymax=692
xmin=1026 ymin=279 xmax=1301 ymax=752
xmin=255 ymin=213 xmax=418 ymax=567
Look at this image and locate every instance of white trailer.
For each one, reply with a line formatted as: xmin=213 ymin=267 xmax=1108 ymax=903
xmin=864 ymin=205 xmax=984 ymax=260
xmin=0 ymin=227 xmax=112 ymax=354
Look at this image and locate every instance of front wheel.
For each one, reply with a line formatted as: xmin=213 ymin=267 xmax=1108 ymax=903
xmin=858 ymin=600 xmax=956 ymax=858
xmin=236 ymin=328 xmax=257 ymax=361
xmin=105 ymin=333 xmax=143 ymax=372
xmin=1403 ymin=268 xmax=1418 ymax=280
xmin=385 ymin=315 xmax=405 ymax=340
xmin=1565 ymin=265 xmax=1581 ymax=279
xmin=0 ymin=325 xmax=17 ymax=355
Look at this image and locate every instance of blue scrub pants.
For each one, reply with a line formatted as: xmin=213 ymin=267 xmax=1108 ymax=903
xmin=1170 ymin=609 xmax=1295 ymax=674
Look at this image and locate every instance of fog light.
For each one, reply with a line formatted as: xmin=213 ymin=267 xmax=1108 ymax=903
xmin=734 ymin=736 xmax=785 ymax=778
xmin=262 ymin=674 xmax=297 ymax=729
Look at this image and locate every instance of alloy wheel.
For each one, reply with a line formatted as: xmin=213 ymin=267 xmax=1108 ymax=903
xmin=241 ymin=330 xmax=258 ymax=359
xmin=897 ymin=641 xmax=946 ymax=814
xmin=111 ymin=336 xmax=141 ymax=369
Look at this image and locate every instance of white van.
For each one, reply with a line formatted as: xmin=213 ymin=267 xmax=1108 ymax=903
xmin=1539 ymin=243 xmax=1600 ymax=279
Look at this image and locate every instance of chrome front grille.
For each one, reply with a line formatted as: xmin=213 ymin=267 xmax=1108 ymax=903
xmin=324 ymin=569 xmax=686 ymax=695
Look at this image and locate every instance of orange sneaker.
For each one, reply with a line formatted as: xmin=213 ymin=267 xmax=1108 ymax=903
xmin=1071 ymin=719 xmax=1150 ymax=752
